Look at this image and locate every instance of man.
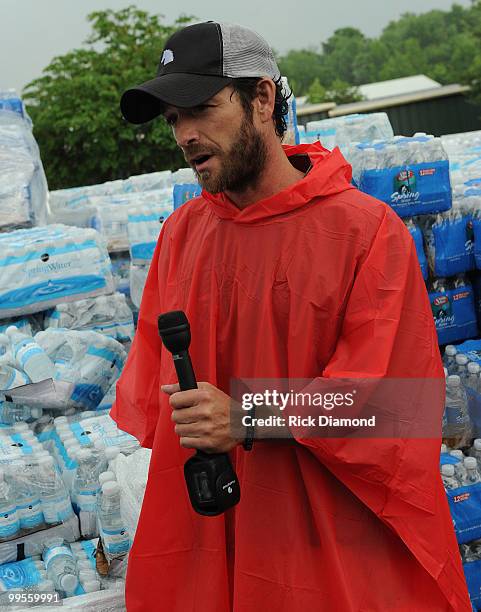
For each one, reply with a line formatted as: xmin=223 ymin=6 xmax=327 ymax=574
xmin=113 ymin=22 xmax=471 ymax=611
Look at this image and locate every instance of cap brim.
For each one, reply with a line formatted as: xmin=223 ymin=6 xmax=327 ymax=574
xmin=120 ymin=73 xmax=233 ymax=124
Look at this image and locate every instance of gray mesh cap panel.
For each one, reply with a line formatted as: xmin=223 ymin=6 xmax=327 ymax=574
xmin=220 ymin=23 xmax=281 ymax=80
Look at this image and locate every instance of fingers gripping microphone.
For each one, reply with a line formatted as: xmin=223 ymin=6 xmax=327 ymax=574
xmin=158 ymin=311 xmax=241 ymax=516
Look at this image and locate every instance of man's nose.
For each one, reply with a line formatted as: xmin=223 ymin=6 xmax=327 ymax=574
xmin=174 ymin=117 xmax=200 ymax=148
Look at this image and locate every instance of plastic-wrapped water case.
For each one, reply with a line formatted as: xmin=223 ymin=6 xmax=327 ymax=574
xmin=429 ymin=277 xmax=478 ymax=345
xmin=0 ymin=225 xmax=114 ymax=318
xmin=127 ymin=205 xmax=171 ymax=264
xmin=423 ymin=211 xmax=475 ymax=277
xmin=0 ymin=107 xmax=49 ymax=230
xmin=404 ymin=219 xmax=428 ymax=280
xmin=44 ymin=294 xmax=134 ymax=344
xmin=351 ymin=134 xmax=452 ymax=217
xmin=129 ymin=265 xmax=149 ymax=310
xmin=305 ymin=112 xmax=393 ymax=151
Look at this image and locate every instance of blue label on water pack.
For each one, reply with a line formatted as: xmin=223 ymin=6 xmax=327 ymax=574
xmin=0 ymin=558 xmax=41 ymax=589
xmin=359 ymin=160 xmax=452 ymax=217
xmin=446 ymin=482 xmax=481 ymax=543
xmin=432 ymin=216 xmax=474 ymax=277
xmin=80 ymin=539 xmax=98 ymax=569
xmin=0 ymin=276 xmax=107 ymax=313
xmin=430 ymin=286 xmax=478 ymax=345
xmin=408 ymin=224 xmax=428 ymax=280
xmin=173 ymin=184 xmax=201 ymax=210
xmin=463 ymin=559 xmax=481 ymax=609
xmin=0 ymin=506 xmax=20 ymax=538
xmin=17 ymin=499 xmax=44 ymax=529
xmin=131 ymin=242 xmax=156 ymax=262
xmin=71 ymin=383 xmax=104 ymax=410
xmin=440 ymin=454 xmax=459 ymax=466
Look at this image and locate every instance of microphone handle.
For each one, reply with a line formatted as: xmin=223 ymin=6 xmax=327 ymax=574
xmin=173 ymin=349 xmax=198 ymax=391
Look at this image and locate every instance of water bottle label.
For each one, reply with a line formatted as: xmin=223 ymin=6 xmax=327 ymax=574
xmin=76 ymin=489 xmax=99 ymax=512
xmin=44 ymin=545 xmax=74 ymax=569
xmin=359 ymin=160 xmax=451 ymax=217
xmin=0 ymin=558 xmax=41 ymax=589
xmin=100 ymin=525 xmax=130 ymax=555
xmin=0 ymin=507 xmax=20 ymax=538
xmin=18 ymin=499 xmax=44 ymax=528
xmin=80 ymin=540 xmax=97 ymax=569
xmin=18 ymin=345 xmax=44 ymax=368
xmin=43 ymin=496 xmax=73 ymax=524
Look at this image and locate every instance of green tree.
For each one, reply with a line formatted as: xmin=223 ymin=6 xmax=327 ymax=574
xmin=277 ymin=49 xmax=326 ymax=96
xmin=306 ymin=78 xmax=327 ymax=104
xmin=326 ymin=80 xmax=364 ymax=105
xmin=23 ymin=7 xmax=192 ymax=190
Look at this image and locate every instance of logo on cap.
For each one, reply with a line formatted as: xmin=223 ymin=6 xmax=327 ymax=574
xmin=161 ymin=49 xmax=174 ymax=66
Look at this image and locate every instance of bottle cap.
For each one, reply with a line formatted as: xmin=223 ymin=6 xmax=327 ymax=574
xmin=445 ymin=345 xmax=457 ymax=357
xmin=456 ymin=354 xmax=468 ymax=365
xmin=468 ymin=362 xmax=481 ymax=374
xmin=99 ymin=471 xmax=116 ymax=485
xmin=102 ymin=481 xmax=120 ymax=496
xmin=59 ymin=573 xmax=78 ymax=593
xmin=76 ymin=448 xmax=91 ymax=461
xmin=465 ymin=457 xmax=478 ymax=469
xmin=5 ymin=326 xmax=19 ymax=337
xmin=441 ymin=444 xmax=448 ymax=454
xmin=441 ymin=464 xmax=455 ymax=476
xmin=450 ymin=450 xmax=463 ymax=459
xmin=447 ymin=375 xmax=461 ymax=387
xmin=54 ymin=416 xmax=68 ymax=426
xmin=30 ymin=407 xmax=43 ymax=419
xmin=474 ymin=439 xmax=481 ymax=451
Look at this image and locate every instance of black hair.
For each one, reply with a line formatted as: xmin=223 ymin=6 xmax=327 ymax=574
xmin=230 ymin=77 xmax=290 ymax=140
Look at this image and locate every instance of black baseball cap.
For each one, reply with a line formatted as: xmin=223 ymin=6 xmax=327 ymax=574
xmin=120 ymin=22 xmax=281 ymax=124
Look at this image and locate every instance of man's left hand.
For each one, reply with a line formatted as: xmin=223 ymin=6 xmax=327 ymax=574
xmin=162 ymin=382 xmax=240 ymax=453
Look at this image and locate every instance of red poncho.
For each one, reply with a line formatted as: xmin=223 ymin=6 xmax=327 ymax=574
xmin=111 ymin=143 xmax=470 ymax=611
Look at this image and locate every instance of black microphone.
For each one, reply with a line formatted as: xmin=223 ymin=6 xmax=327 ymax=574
xmin=158 ymin=310 xmax=241 ymax=516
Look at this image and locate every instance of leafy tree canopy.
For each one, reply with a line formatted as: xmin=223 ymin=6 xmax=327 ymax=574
xmin=23 ymin=6 xmax=192 ymax=189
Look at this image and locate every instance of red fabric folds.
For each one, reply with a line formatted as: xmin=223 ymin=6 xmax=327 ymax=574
xmin=111 ymin=142 xmax=471 ymax=611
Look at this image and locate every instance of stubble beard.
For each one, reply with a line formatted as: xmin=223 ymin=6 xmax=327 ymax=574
xmin=194 ymin=115 xmax=268 ymax=195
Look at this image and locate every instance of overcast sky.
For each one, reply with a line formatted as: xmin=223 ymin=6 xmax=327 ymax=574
xmin=0 ymin=0 xmax=473 ymax=94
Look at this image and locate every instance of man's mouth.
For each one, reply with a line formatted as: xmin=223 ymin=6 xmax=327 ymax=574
xmin=189 ymin=153 xmax=214 ymax=172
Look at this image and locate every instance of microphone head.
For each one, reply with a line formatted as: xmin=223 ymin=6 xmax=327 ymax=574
xmin=158 ymin=310 xmax=191 ymax=353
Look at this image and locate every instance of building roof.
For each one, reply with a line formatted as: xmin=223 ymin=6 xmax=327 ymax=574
xmin=358 ymin=74 xmax=441 ymax=101
xmin=328 ymin=84 xmax=470 ymax=117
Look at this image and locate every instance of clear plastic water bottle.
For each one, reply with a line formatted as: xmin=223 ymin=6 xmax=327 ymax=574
xmin=98 ymin=481 xmax=130 ymax=556
xmin=42 ymin=537 xmax=79 ymax=595
xmin=5 ymin=327 xmax=55 ymax=383
xmin=443 ymin=345 xmax=458 ymax=374
xmin=0 ymin=361 xmax=30 ymax=390
xmin=444 ymin=374 xmax=472 ymax=447
xmin=14 ymin=459 xmax=45 ymax=530
xmin=450 ymin=450 xmax=467 ymax=481
xmin=72 ymin=449 xmax=101 ymax=537
xmin=467 ymin=362 xmax=481 ymax=393
xmin=0 ymin=468 xmax=20 ymax=539
xmin=0 ymin=403 xmax=42 ymax=425
xmin=441 ymin=463 xmax=459 ymax=489
xmin=37 ymin=456 xmax=74 ymax=525
xmin=463 ymin=456 xmax=481 ymax=484
xmin=455 ymin=354 xmax=469 ymax=379
xmin=471 ymin=439 xmax=481 ymax=467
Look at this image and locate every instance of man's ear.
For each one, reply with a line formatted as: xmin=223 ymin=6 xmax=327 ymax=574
xmin=254 ymin=78 xmax=276 ymax=124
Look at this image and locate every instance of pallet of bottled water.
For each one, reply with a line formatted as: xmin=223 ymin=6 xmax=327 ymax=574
xmin=89 ymin=189 xmax=172 ymax=252
xmin=49 ymin=170 xmax=172 ymax=212
xmin=0 ymin=328 xmax=126 ymax=413
xmin=44 ymin=293 xmax=134 ymax=345
xmin=349 ymin=134 xmax=452 ymax=217
xmin=303 ymin=112 xmax=393 ymax=152
xmin=127 ymin=203 xmax=172 ymax=264
xmin=40 ymin=413 xmax=139 ymax=539
xmin=0 ymin=538 xmax=126 ymax=609
xmin=440 ymin=443 xmax=481 ymax=544
xmin=0 ymin=427 xmax=79 ymax=564
xmin=428 ymin=276 xmax=477 ymax=345
xmin=0 ymin=225 xmax=114 ymax=319
xmin=0 ymin=92 xmax=49 ymax=230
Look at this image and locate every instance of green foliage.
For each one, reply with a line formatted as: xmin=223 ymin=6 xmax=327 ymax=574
xmin=23 ymin=6 xmax=192 ymax=190
xmin=306 ymin=78 xmax=326 ymax=104
xmin=326 ymin=80 xmax=364 ymax=105
xmin=277 ymin=1 xmax=481 ymax=112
